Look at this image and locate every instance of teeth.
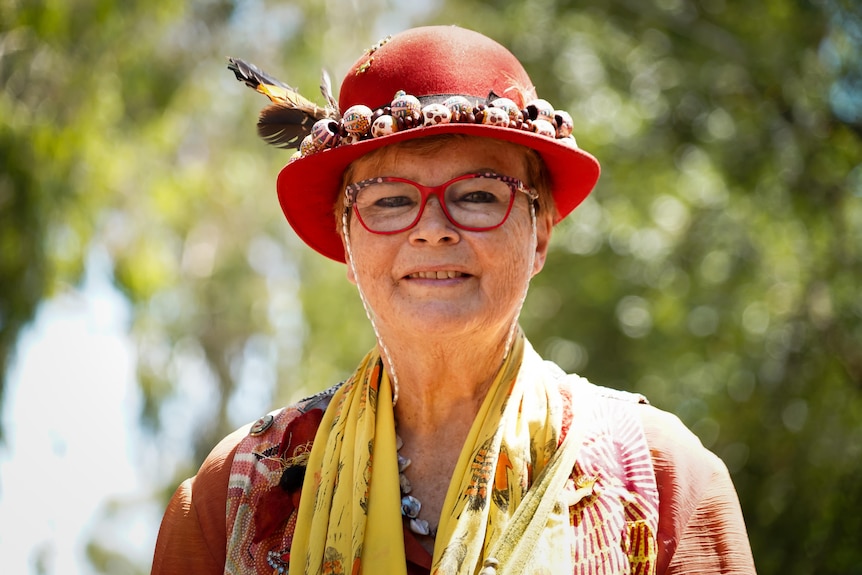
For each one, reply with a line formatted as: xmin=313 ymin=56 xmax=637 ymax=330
xmin=408 ymin=271 xmax=464 ymax=279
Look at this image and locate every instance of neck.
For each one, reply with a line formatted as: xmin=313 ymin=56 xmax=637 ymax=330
xmin=382 ymin=325 xmax=515 ymax=432
xmin=379 ymin=325 xmax=523 ymax=550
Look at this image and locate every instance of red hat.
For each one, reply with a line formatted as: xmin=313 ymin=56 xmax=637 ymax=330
xmin=274 ymin=25 xmax=600 ymax=263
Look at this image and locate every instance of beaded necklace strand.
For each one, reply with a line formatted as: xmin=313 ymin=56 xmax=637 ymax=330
xmin=396 ymin=432 xmax=436 ymax=537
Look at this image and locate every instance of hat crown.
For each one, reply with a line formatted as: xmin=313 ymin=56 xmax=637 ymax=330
xmin=339 ymin=26 xmax=535 ymax=112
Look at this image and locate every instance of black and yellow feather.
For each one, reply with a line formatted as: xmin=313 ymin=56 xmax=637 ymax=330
xmin=227 ymin=57 xmax=338 ymax=149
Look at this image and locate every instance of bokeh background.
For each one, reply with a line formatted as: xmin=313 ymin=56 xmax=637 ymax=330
xmin=1 ymin=0 xmax=860 ymax=573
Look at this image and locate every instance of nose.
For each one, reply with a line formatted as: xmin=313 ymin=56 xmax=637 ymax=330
xmin=408 ymin=196 xmax=460 ymax=245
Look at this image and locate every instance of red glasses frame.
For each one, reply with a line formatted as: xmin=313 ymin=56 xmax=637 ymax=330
xmin=344 ymin=173 xmax=537 ymax=235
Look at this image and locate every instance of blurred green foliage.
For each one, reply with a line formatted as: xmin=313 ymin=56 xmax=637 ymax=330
xmin=1 ymin=0 xmax=860 ymax=573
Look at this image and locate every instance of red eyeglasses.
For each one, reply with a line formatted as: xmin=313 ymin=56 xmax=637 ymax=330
xmin=344 ymin=173 xmax=537 ymax=234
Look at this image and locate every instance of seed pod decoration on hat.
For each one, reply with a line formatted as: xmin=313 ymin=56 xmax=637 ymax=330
xmin=342 ymin=105 xmax=374 ymax=134
xmin=310 ymin=119 xmax=341 ymax=150
xmin=532 ymin=119 xmax=556 ymax=138
xmin=371 ymin=114 xmax=398 ymax=138
xmin=227 ymin=57 xmax=339 ymax=149
xmin=390 ymin=91 xmax=422 ymax=122
xmin=526 ymin=99 xmax=555 ymax=123
xmin=491 ymin=98 xmax=524 ymax=125
xmin=554 ymin=110 xmax=574 ymax=138
xmin=442 ymin=96 xmax=474 ymax=122
xmin=421 ymin=103 xmax=451 ymax=126
xmin=481 ymin=107 xmax=510 ymax=128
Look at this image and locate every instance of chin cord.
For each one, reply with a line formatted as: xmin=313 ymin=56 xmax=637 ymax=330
xmin=343 ymin=208 xmax=401 ymax=406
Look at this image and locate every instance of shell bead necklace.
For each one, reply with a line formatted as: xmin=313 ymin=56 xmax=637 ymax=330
xmin=396 ymin=432 xmax=436 ymax=537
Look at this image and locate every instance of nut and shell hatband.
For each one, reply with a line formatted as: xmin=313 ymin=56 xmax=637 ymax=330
xmin=291 ymin=91 xmax=579 ymax=161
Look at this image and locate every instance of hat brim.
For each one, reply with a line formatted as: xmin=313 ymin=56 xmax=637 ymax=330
xmin=277 ymin=122 xmax=600 ymax=263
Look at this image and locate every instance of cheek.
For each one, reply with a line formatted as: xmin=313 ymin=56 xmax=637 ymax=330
xmin=484 ymin=225 xmax=535 ymax=294
xmin=345 ymin=234 xmax=394 ymax=291
xmin=352 ymin=256 xmax=378 ymax=284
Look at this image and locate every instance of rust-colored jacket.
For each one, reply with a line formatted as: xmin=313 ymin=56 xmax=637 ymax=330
xmin=152 ymin=398 xmax=755 ymax=574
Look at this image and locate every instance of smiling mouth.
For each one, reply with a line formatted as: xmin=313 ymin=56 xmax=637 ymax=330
xmin=406 ymin=271 xmax=468 ymax=279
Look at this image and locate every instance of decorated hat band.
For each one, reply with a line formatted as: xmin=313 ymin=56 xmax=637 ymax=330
xmin=297 ymin=91 xmax=578 ymax=160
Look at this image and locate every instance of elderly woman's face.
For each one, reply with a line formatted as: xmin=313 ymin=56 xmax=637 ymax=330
xmin=343 ymin=137 xmax=552 ymax=340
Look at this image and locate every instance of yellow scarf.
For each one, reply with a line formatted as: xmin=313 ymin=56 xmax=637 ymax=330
xmin=289 ymin=333 xmax=575 ymax=574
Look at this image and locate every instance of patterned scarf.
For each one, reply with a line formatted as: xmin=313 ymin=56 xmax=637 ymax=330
xmin=288 ymin=333 xmax=576 ymax=574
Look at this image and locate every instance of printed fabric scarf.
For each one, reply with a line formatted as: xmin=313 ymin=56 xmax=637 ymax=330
xmin=288 ymin=332 xmax=576 ymax=574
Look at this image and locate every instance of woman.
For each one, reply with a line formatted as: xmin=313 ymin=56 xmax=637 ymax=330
xmin=152 ymin=26 xmax=756 ymax=575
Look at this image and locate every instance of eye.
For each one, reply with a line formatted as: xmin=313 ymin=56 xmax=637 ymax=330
xmin=459 ymin=190 xmax=500 ymax=204
xmin=355 ymin=180 xmax=418 ymax=210
xmin=449 ymin=177 xmax=511 ymax=206
xmin=373 ymin=195 xmax=414 ymax=208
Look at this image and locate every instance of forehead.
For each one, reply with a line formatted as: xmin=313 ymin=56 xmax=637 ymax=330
xmin=347 ymin=135 xmax=532 ymax=183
